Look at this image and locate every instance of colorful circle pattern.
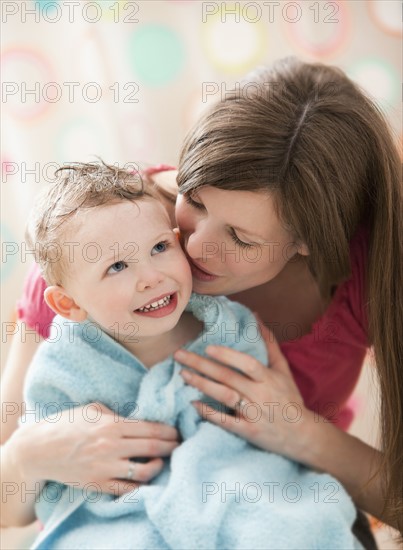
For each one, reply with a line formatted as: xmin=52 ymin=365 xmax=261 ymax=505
xmin=128 ymin=25 xmax=185 ymax=86
xmin=201 ymin=3 xmax=267 ymax=74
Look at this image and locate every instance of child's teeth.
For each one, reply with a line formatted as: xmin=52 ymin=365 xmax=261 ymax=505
xmin=137 ymin=295 xmax=172 ymax=312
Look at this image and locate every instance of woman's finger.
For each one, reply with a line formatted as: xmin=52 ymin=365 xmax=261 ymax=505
xmin=117 ymin=458 xmax=164 ymax=483
xmin=180 ymin=369 xmax=244 ymax=409
xmin=119 ymin=420 xmax=179 ymax=441
xmin=120 ymin=438 xmax=179 ymax=458
xmin=204 ymin=345 xmax=267 ymax=383
xmin=192 ymin=401 xmax=251 ymax=436
xmin=102 ymin=480 xmax=142 ymax=497
xmin=174 ymin=349 xmax=250 ymax=386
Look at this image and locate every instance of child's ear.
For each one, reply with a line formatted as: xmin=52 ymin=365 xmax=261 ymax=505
xmin=44 ymin=286 xmax=87 ymax=322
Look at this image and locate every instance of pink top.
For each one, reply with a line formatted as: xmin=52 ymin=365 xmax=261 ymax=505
xmin=17 ymin=165 xmax=370 ymax=431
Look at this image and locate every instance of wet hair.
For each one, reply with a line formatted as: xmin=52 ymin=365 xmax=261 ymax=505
xmin=178 ymin=57 xmax=403 ymax=537
xmin=26 ymin=160 xmax=158 ymax=286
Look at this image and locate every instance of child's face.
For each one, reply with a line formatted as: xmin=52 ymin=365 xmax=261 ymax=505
xmin=63 ymin=198 xmax=193 ymax=342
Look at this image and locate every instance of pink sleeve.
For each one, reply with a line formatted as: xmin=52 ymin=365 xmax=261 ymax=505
xmin=142 ymin=164 xmax=176 ymax=176
xmin=16 ymin=263 xmax=55 ymax=339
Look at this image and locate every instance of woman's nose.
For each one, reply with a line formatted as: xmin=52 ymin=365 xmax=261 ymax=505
xmin=136 ymin=268 xmax=164 ymax=292
xmin=186 ymin=224 xmax=219 ymax=261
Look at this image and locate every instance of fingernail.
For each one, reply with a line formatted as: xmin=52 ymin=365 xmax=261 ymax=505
xmin=180 ymin=369 xmax=191 ymax=380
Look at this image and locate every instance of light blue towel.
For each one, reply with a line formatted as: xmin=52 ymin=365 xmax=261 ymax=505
xmin=24 ymin=293 xmax=363 ymax=549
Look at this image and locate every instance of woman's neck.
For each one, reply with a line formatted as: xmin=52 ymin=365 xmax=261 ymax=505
xmin=230 ymin=256 xmax=332 ymax=343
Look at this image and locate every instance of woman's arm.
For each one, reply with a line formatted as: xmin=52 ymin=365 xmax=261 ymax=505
xmin=175 ymin=322 xmax=395 ymax=530
xmin=1 ymin=426 xmax=44 ymax=527
xmin=1 ymin=321 xmax=43 ymax=444
xmin=1 ymin=327 xmax=179 ymax=528
xmin=1 ymin=402 xmax=180 ymax=527
xmin=300 ymin=409 xmax=390 ymax=525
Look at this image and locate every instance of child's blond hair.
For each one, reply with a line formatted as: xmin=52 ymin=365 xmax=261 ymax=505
xmin=26 ymin=160 xmax=157 ymax=286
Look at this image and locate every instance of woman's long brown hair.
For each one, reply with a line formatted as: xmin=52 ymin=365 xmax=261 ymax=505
xmin=177 ymin=57 xmax=403 ymax=537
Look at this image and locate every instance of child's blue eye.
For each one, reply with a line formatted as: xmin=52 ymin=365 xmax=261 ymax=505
xmin=107 ymin=261 xmax=128 ymax=274
xmin=152 ymin=240 xmax=169 ymax=255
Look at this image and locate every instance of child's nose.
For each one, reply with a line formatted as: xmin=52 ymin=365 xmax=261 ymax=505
xmin=136 ymin=268 xmax=164 ymax=292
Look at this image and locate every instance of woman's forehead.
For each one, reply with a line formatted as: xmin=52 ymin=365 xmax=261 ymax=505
xmin=194 ymin=186 xmax=285 ymax=238
xmin=196 ymin=186 xmax=273 ymax=216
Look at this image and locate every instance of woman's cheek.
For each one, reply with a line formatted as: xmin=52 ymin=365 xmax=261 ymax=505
xmin=225 ymin=252 xmax=259 ymax=276
xmin=229 ymin=247 xmax=283 ymax=281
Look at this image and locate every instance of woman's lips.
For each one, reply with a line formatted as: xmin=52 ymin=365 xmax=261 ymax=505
xmin=188 ymin=259 xmax=220 ymax=282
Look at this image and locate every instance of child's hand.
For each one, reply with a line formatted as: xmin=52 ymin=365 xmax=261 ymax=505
xmin=175 ymin=320 xmax=315 ymax=462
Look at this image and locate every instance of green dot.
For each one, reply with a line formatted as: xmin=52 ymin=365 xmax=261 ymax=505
xmin=34 ymin=0 xmax=60 ymax=11
xmin=128 ymin=25 xmax=185 ymax=86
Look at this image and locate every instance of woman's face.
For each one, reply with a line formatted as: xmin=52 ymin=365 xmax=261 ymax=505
xmin=175 ymin=186 xmax=307 ymax=296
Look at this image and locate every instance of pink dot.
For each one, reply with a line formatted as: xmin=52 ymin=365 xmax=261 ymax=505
xmin=1 ymin=47 xmax=55 ymax=120
xmin=284 ymin=1 xmax=350 ymax=59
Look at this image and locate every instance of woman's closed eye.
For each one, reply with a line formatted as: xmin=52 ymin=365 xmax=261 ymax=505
xmin=107 ymin=261 xmax=128 ymax=275
xmin=184 ymin=193 xmax=205 ymax=210
xmin=229 ymin=228 xmax=253 ymax=249
xmin=183 ymin=192 xmax=253 ymax=248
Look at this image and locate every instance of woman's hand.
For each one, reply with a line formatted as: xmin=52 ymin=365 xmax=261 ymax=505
xmin=174 ymin=318 xmax=315 ymax=462
xmin=12 ymin=403 xmax=180 ymax=496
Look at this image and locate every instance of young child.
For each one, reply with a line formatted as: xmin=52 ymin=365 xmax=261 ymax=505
xmin=23 ymin=161 xmax=363 ymax=550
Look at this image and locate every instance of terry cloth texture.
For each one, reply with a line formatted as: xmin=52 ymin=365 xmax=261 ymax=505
xmin=24 ymin=293 xmax=363 ymax=549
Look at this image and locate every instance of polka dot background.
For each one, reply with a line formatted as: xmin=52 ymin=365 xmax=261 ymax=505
xmin=1 ymin=48 xmax=55 ymax=119
xmin=347 ymin=57 xmax=400 ymax=112
xmin=367 ymin=0 xmax=402 ymax=37
xmin=201 ymin=3 xmax=267 ymax=74
xmin=284 ymin=1 xmax=351 ymax=58
xmin=128 ymin=24 xmax=186 ymax=86
xmin=0 ymin=3 xmax=401 ymax=545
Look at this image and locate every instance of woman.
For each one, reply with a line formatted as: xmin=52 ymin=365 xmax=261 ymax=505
xmin=2 ymin=57 xmax=402 ymax=544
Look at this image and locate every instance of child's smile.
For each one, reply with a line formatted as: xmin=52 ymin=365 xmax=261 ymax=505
xmin=59 ymin=198 xmax=193 ymax=353
xmin=135 ymin=291 xmax=178 ymax=317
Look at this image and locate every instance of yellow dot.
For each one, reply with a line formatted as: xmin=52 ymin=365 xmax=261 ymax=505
xmin=202 ymin=4 xmax=266 ymax=75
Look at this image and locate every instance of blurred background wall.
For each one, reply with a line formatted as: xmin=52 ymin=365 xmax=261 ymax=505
xmin=1 ymin=1 xmax=402 ymax=546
